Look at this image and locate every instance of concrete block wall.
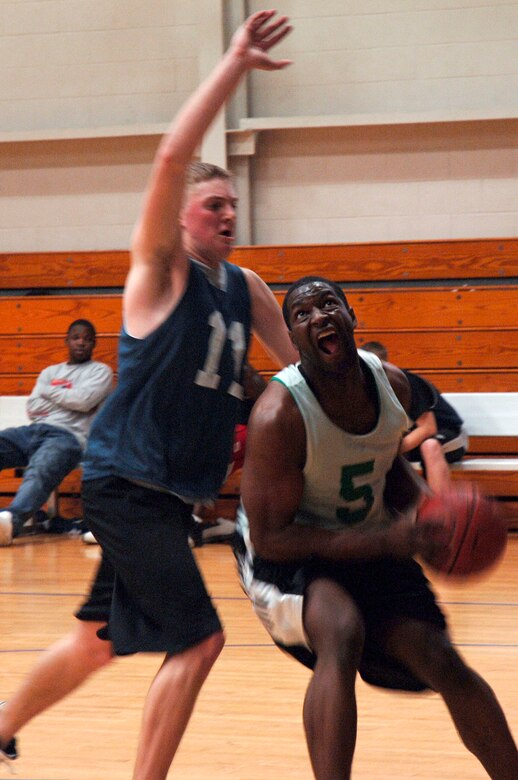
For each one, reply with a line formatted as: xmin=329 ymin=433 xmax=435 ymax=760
xmin=0 ymin=0 xmax=516 ymax=252
xmin=247 ymin=0 xmax=518 ymax=117
xmin=1 ymin=0 xmax=198 ymax=132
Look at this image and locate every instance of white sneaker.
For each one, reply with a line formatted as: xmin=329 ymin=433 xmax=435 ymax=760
xmin=188 ymin=515 xmax=204 ymax=548
xmin=0 ymin=512 xmax=13 ymax=547
xmin=202 ymin=518 xmax=236 ymax=544
xmin=82 ymin=531 xmax=98 ymax=545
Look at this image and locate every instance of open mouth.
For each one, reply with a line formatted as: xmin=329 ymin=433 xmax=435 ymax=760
xmin=219 ymin=229 xmax=234 ymax=240
xmin=317 ymin=331 xmax=339 ymax=355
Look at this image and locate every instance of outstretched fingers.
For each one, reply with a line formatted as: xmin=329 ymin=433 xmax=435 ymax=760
xmin=253 ymin=13 xmax=292 ymax=49
xmin=249 ymin=10 xmax=292 ymax=56
xmin=234 ymin=9 xmax=293 ymax=72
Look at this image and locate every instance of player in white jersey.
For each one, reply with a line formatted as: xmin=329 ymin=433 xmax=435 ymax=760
xmin=235 ymin=276 xmax=518 ymax=780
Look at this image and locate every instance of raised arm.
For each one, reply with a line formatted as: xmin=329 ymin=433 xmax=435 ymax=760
xmin=244 ymin=269 xmax=299 ymax=368
xmin=126 ymin=10 xmax=293 ymax=338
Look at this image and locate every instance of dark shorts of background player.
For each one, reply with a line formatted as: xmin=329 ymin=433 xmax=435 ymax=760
xmin=254 ymin=553 xmax=447 ymax=692
xmin=75 ymin=475 xmax=222 ymax=656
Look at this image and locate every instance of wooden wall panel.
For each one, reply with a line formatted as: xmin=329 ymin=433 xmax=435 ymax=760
xmin=249 ymin=331 xmax=518 ymax=373
xmin=0 ymin=286 xmax=513 ymax=338
xmin=274 ymin=285 xmax=518 ymax=329
xmin=0 ymin=295 xmax=122 ymax=335
xmin=0 ymin=282 xmax=517 ymax=392
xmin=0 ymin=335 xmax=119 ymax=375
xmin=0 ymin=469 xmax=80 ymax=494
xmin=467 ymin=437 xmax=518 ymax=455
xmin=233 ymin=238 xmax=518 ymax=283
xmin=0 ymin=375 xmax=39 ymax=394
xmin=354 ymin=331 xmax=518 ymax=371
xmin=1 ymin=238 xmax=517 ymax=289
xmin=0 ymin=251 xmax=129 ymax=289
xmin=450 ymin=469 xmax=518 ymax=496
xmin=341 ymin=286 xmax=518 ymax=330
xmin=415 ymin=370 xmax=518 ymax=393
xmin=259 ymin=370 xmax=518 ymax=393
xmin=1 ymin=242 xmax=518 ymax=508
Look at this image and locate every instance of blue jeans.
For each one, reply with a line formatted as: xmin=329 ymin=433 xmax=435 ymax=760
xmin=0 ymin=424 xmax=82 ymax=533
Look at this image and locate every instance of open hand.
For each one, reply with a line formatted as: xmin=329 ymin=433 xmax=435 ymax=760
xmin=230 ymin=10 xmax=293 ymax=71
xmin=384 ymin=513 xmax=451 ymax=560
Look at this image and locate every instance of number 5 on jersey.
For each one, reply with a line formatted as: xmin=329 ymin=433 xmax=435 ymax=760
xmin=336 ymin=461 xmax=375 ymax=525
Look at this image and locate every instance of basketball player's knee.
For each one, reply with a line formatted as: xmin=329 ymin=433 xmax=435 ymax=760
xmin=420 ymin=637 xmax=469 ymax=691
xmin=72 ymin=624 xmax=113 ymax=670
xmin=326 ymin=612 xmax=365 ymax=668
xmin=193 ymin=630 xmax=225 ymax=673
xmin=207 ymin=629 xmax=226 ymax=661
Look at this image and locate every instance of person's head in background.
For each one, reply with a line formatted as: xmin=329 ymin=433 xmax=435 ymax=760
xmin=66 ymin=320 xmax=96 ymax=364
xmin=361 ymin=340 xmax=388 ymax=362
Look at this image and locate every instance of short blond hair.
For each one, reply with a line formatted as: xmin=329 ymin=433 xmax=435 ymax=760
xmin=186 ymin=161 xmax=233 ymax=188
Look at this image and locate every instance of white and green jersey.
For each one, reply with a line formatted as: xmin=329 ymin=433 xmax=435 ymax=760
xmin=273 ymin=350 xmax=408 ymax=531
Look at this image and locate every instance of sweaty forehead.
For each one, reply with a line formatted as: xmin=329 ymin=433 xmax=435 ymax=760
xmin=188 ymin=178 xmax=236 ymax=202
xmin=289 ymin=281 xmax=335 ymax=306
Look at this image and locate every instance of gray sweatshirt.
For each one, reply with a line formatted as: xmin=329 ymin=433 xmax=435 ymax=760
xmin=26 ymin=360 xmax=114 ymax=450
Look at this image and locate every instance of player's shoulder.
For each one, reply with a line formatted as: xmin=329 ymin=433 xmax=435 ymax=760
xmin=249 ymin=375 xmax=299 ymax=429
xmin=247 ymin=377 xmax=306 ymax=460
xmin=379 ymin=361 xmax=411 ymax=411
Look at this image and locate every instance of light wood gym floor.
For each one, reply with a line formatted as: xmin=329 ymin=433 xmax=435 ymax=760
xmin=1 ymin=532 xmax=517 ymax=779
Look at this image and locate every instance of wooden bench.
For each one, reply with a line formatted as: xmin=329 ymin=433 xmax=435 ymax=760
xmin=215 ymin=393 xmax=518 ymax=530
xmin=438 ymin=393 xmax=518 ymax=529
xmin=3 ymin=282 xmax=518 ymax=394
xmin=1 ymin=240 xmax=518 ymax=519
xmin=2 ymin=238 xmax=518 ymax=289
xmin=1 ymin=239 xmax=518 ymax=394
xmin=249 ymin=284 xmax=518 ymax=391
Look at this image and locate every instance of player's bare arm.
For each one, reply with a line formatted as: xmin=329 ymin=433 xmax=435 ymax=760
xmin=381 ymin=360 xmax=412 ymax=414
xmin=377 ymin=357 xmax=431 ymax=511
xmin=244 ymin=268 xmax=299 ymax=367
xmin=399 ymin=410 xmax=438 ymax=453
xmin=125 ymin=10 xmax=293 ymax=338
xmin=382 ymin=359 xmax=441 ymax=455
xmin=243 ymin=381 xmax=437 ymax=564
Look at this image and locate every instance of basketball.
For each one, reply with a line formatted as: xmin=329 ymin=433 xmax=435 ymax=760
xmin=416 ymin=483 xmax=507 ymax=578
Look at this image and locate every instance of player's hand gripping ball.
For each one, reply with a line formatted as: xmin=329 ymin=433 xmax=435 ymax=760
xmin=416 ymin=482 xmax=507 ymax=578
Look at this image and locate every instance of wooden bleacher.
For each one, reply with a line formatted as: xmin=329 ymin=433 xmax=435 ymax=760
xmin=1 ymin=238 xmax=517 ymax=524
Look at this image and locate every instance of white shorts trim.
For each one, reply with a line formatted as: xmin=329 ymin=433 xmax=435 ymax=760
xmin=238 ymin=555 xmax=310 ymax=649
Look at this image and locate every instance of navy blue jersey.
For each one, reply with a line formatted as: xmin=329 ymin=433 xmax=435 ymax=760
xmin=82 ymin=260 xmax=251 ymax=499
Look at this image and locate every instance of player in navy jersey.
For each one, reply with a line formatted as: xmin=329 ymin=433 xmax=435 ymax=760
xmin=0 ymin=11 xmax=297 ymax=778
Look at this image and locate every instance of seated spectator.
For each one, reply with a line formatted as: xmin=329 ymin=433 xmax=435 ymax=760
xmin=0 ymin=319 xmax=113 ymax=545
xmin=361 ymin=341 xmax=467 ymax=494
